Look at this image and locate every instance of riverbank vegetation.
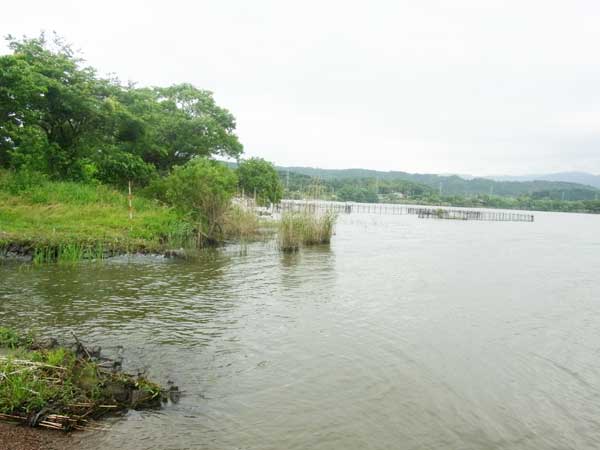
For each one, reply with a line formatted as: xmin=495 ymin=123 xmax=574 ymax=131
xmin=0 ymin=34 xmax=285 ymax=260
xmin=0 ymin=167 xmax=279 ymax=260
xmin=0 ymin=170 xmax=193 ymax=259
xmin=0 ymin=328 xmax=164 ymax=431
xmin=278 ymin=211 xmax=336 ymax=252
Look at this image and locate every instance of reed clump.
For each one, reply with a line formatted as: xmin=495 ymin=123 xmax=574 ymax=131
xmin=278 ymin=211 xmax=336 ymax=252
xmin=222 ymin=205 xmax=261 ymax=241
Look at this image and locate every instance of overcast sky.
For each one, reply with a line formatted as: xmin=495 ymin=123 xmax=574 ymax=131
xmin=2 ymin=0 xmax=600 ymax=175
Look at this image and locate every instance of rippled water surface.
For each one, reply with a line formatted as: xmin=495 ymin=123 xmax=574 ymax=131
xmin=2 ymin=212 xmax=600 ymax=450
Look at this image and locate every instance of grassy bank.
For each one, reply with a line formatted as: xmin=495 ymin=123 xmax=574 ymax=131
xmin=0 ymin=328 xmax=163 ymax=431
xmin=1 ymin=170 xmax=337 ymax=261
xmin=0 ymin=171 xmax=276 ymax=262
xmin=278 ymin=211 xmax=336 ymax=252
xmin=0 ymin=171 xmax=201 ymax=261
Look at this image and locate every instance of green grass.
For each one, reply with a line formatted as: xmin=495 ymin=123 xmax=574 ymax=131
xmin=0 ymin=170 xmax=194 ymax=260
xmin=0 ymin=328 xmax=163 ymax=429
xmin=0 ymin=327 xmax=33 ymax=349
xmin=278 ymin=211 xmax=336 ymax=252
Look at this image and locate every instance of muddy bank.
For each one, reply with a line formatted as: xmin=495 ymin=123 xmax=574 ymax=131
xmin=0 ymin=422 xmax=73 ymax=450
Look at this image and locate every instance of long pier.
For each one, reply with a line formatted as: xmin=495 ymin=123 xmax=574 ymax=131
xmin=277 ymin=200 xmax=534 ymax=222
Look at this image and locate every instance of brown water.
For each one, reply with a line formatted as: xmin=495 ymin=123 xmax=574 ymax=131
xmin=1 ymin=212 xmax=600 ymax=450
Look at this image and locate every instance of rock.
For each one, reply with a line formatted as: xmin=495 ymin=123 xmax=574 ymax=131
xmin=164 ymin=249 xmax=187 ymax=258
xmin=30 ymin=338 xmax=58 ymax=350
xmin=103 ymin=381 xmax=131 ymax=404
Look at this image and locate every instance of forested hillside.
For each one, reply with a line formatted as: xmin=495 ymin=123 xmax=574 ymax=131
xmin=280 ymin=166 xmax=599 ymax=200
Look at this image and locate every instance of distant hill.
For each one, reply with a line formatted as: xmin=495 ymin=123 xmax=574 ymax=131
xmin=278 ymin=166 xmax=600 ymax=200
xmin=488 ymin=172 xmax=600 ymax=189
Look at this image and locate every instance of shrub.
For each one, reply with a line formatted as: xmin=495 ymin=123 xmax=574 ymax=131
xmin=164 ymin=158 xmax=237 ymax=243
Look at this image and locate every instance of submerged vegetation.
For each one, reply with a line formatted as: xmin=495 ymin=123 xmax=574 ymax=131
xmin=0 ymin=327 xmax=165 ymax=431
xmin=278 ymin=211 xmax=336 ymax=252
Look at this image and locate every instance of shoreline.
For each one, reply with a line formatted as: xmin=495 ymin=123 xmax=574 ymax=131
xmin=0 ymin=238 xmax=169 ymax=263
xmin=0 ymin=328 xmax=172 ymax=441
xmin=0 ymin=422 xmax=73 ymax=450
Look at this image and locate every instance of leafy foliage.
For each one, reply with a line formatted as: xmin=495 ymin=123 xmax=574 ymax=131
xmin=0 ymin=33 xmax=242 ymax=184
xmin=163 ymin=159 xmax=238 ymax=243
xmin=237 ymin=157 xmax=283 ymax=205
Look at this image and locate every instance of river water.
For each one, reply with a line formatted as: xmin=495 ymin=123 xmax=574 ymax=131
xmin=1 ymin=211 xmax=600 ymax=450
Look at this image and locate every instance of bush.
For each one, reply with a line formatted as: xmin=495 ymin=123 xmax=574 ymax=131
xmin=164 ymin=158 xmax=237 ymax=243
xmin=95 ymin=150 xmax=157 ymax=187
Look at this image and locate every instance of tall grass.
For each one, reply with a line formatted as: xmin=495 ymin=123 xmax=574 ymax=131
xmin=278 ymin=211 xmax=336 ymax=252
xmin=0 ymin=170 xmax=195 ymax=261
xmin=222 ymin=205 xmax=261 ymax=241
xmin=31 ymin=242 xmax=106 ymax=264
xmin=0 ymin=169 xmax=277 ymax=262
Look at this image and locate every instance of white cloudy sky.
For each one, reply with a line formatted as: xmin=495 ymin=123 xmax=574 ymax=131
xmin=2 ymin=0 xmax=600 ymax=175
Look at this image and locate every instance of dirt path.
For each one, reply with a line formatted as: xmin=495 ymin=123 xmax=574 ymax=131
xmin=0 ymin=422 xmax=75 ymax=450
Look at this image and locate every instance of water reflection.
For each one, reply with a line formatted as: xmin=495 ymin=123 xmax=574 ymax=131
xmin=279 ymin=244 xmax=336 ymax=292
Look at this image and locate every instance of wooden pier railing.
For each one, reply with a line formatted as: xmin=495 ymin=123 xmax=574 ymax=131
xmin=277 ymin=200 xmax=534 ymax=222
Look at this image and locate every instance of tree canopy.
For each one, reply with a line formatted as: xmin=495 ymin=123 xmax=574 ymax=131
xmin=0 ymin=33 xmax=242 ymax=184
xmin=237 ymin=157 xmax=283 ymax=205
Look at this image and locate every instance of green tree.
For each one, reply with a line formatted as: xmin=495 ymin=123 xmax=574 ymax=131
xmin=0 ymin=34 xmax=244 ymax=183
xmin=237 ymin=157 xmax=283 ymax=205
xmin=119 ymin=84 xmax=243 ymax=171
xmin=0 ymin=33 xmax=119 ymax=179
xmin=164 ymin=158 xmax=237 ymax=243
